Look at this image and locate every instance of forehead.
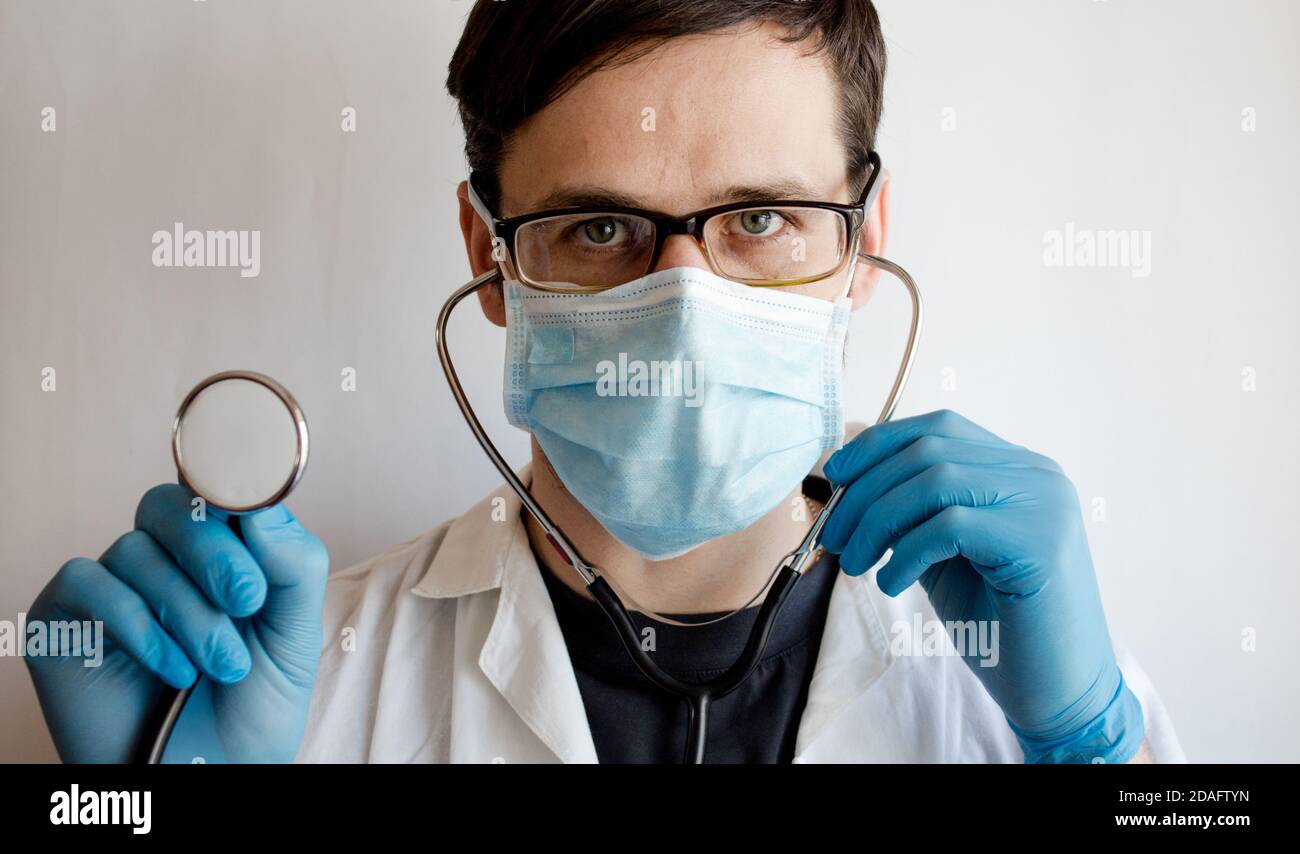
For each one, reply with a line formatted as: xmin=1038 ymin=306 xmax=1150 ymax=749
xmin=496 ymin=23 xmax=848 ymax=218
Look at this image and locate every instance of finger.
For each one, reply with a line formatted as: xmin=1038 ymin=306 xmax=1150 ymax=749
xmin=875 ymin=505 xmax=1008 ymax=597
xmin=236 ymin=504 xmax=329 ymax=591
xmin=135 ymin=483 xmax=268 ymax=617
xmin=838 ymin=462 xmax=1043 ymax=575
xmin=99 ymin=531 xmax=252 ymax=684
xmin=823 ymin=409 xmax=1006 ymax=485
xmin=822 ymin=435 xmax=1061 ymax=552
xmin=45 ymin=557 xmax=198 ymax=689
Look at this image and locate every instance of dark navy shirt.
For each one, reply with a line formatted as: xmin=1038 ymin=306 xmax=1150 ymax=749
xmin=537 ymin=478 xmax=840 ymax=764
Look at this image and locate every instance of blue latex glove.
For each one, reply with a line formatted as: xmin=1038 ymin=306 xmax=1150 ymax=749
xmin=822 ymin=410 xmax=1144 ymax=764
xmin=25 ymin=484 xmax=329 ymax=763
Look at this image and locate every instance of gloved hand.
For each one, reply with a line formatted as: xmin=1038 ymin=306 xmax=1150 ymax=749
xmin=25 ymin=483 xmax=329 ymax=763
xmin=821 ymin=410 xmax=1144 ymax=763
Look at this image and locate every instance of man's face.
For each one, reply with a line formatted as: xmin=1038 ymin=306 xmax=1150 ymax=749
xmin=461 ymin=21 xmax=888 ymax=322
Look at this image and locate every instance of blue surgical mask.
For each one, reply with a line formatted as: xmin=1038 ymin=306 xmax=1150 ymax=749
xmin=503 ymin=266 xmax=851 ymax=560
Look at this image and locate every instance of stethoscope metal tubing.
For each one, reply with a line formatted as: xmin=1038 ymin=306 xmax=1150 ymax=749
xmin=436 ymin=257 xmax=922 ymax=763
xmin=436 ymin=270 xmax=599 ymax=584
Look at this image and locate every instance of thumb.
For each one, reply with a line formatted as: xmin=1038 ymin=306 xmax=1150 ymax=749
xmin=236 ymin=504 xmax=329 ymax=655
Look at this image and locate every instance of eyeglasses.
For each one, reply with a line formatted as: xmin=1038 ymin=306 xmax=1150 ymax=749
xmin=469 ymin=151 xmax=883 ymax=293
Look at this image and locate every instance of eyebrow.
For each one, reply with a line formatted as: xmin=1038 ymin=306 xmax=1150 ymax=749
xmin=531 ymin=178 xmax=828 ymax=213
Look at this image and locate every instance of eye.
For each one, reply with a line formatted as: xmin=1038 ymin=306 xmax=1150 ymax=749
xmin=736 ymin=210 xmax=784 ymax=237
xmin=579 ymin=217 xmax=622 ymax=246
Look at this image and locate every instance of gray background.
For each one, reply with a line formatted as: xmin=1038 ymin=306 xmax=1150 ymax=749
xmin=1 ymin=0 xmax=1296 ymax=762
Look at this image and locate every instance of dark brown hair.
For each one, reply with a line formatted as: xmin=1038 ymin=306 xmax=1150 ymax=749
xmin=446 ymin=0 xmax=887 ymax=210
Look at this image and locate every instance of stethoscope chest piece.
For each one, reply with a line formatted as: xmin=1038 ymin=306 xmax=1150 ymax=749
xmin=141 ymin=370 xmax=310 ymax=764
xmin=172 ymin=370 xmax=310 ymax=514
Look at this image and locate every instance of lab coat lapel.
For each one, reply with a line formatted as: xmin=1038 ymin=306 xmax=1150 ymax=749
xmin=793 ymin=431 xmax=895 ymax=757
xmin=414 ymin=467 xmax=598 ymax=763
xmin=793 ymin=565 xmax=895 ymax=758
xmin=474 ymin=532 xmax=600 ymax=764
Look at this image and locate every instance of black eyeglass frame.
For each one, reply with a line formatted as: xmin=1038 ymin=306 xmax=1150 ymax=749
xmin=468 ymin=151 xmax=884 ymax=292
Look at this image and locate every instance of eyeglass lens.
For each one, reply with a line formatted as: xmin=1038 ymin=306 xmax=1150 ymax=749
xmin=513 ymin=206 xmax=848 ymax=289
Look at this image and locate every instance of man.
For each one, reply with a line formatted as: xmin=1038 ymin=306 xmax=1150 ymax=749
xmin=26 ymin=0 xmax=1182 ymax=763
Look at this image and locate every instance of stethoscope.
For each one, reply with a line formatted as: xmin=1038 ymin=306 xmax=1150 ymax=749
xmin=137 ymin=256 xmax=919 ymax=765
xmin=434 ymin=253 xmax=922 ymax=763
xmin=137 ymin=370 xmax=311 ymax=764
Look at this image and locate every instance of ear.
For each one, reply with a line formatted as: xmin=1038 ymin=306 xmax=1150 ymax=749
xmin=457 ymin=180 xmax=506 ymax=327
xmin=847 ymin=169 xmax=890 ymax=311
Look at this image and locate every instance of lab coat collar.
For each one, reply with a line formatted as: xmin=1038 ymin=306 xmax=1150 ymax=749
xmin=410 ymin=468 xmax=530 ymax=598
xmin=793 ymin=561 xmax=895 ymax=757
xmin=411 ymin=463 xmax=600 ymax=763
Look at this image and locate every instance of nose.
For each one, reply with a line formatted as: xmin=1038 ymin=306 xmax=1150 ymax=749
xmin=651 ymin=233 xmax=713 ymax=275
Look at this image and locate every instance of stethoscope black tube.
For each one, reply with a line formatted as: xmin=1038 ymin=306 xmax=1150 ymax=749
xmin=138 ymin=561 xmax=802 ymax=766
xmin=137 ymin=570 xmax=801 ymax=765
xmin=587 ymin=565 xmax=803 ymax=763
xmin=136 ymin=683 xmax=194 ymax=764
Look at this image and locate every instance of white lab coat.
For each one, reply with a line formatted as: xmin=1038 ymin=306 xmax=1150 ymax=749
xmin=296 ymin=458 xmax=1186 ymax=764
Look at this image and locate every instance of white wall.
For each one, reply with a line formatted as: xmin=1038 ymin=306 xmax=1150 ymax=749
xmin=1 ymin=0 xmax=1295 ymax=762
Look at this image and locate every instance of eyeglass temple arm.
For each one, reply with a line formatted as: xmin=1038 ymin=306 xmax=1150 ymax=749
xmin=435 ymin=268 xmax=599 ymax=584
xmin=857 ymin=150 xmax=885 ymax=217
xmin=779 ymin=252 xmax=923 ymax=575
xmin=467 ymin=177 xmax=500 ymax=234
